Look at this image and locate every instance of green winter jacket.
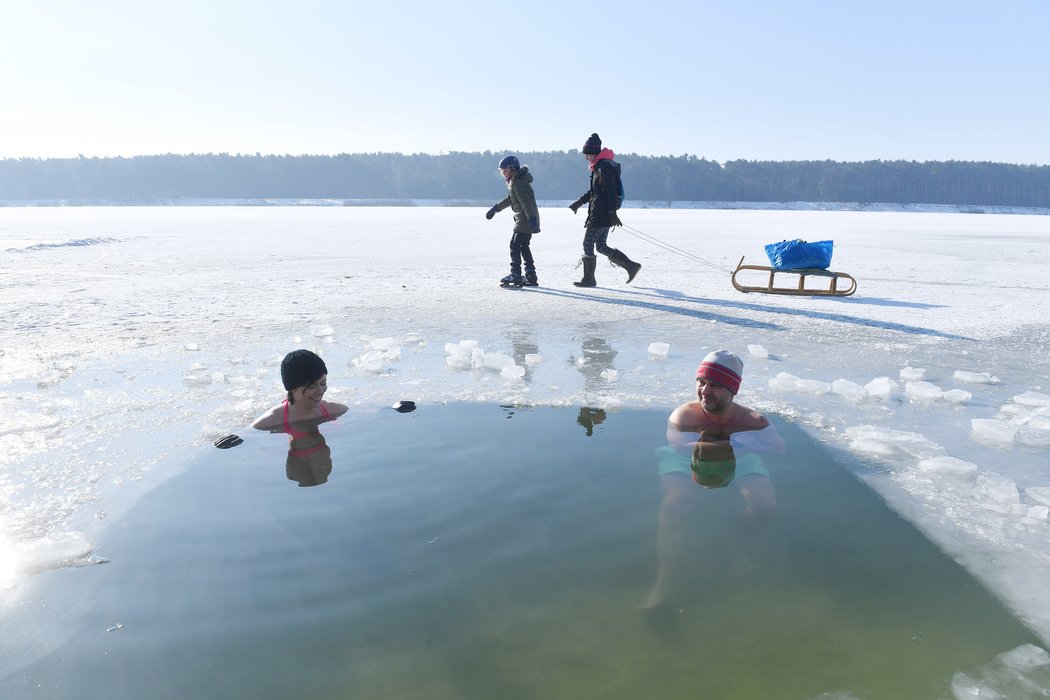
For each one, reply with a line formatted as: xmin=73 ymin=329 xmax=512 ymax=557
xmin=494 ymin=166 xmax=540 ymax=234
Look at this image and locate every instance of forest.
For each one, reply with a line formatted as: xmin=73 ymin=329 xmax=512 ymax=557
xmin=1 ymin=152 xmax=1048 ymax=208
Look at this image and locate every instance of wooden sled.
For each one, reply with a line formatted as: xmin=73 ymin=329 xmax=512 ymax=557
xmin=732 ymin=256 xmax=857 ymax=297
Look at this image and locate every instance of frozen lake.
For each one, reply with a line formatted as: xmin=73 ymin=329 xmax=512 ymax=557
xmin=1 ymin=206 xmax=1049 ymax=696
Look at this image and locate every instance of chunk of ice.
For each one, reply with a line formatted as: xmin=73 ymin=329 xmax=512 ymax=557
xmin=600 ymin=369 xmax=618 ymax=381
xmin=1016 ymin=427 xmax=1050 ymax=448
xmin=950 ymin=671 xmax=1001 ymax=699
xmin=953 ymin=370 xmax=1000 ymax=384
xmin=849 ymin=438 xmax=897 ymax=458
xmin=367 ymin=336 xmax=398 ymax=351
xmin=997 ymin=643 xmax=1050 ymax=671
xmin=181 ymin=368 xmax=212 ymax=387
xmin=747 ymin=344 xmax=768 ymax=359
xmin=970 ymin=419 xmax=1017 ymax=447
xmin=1026 ymin=487 xmax=1050 ymax=507
xmin=353 ymin=350 xmax=385 ymax=373
xmin=524 ymin=353 xmax=542 ymax=367
xmin=446 ymin=354 xmax=471 ymax=371
xmin=918 ymin=456 xmax=978 ymax=477
xmin=831 ymin=379 xmax=865 ymax=402
xmin=1027 ymin=415 xmax=1050 ymax=430
xmin=647 ymin=342 xmax=670 ymax=358
xmin=500 ymin=365 xmax=525 ymax=380
xmin=1014 ymin=391 xmax=1050 ymax=407
xmin=310 ymin=324 xmax=334 ymax=338
xmin=768 ymin=372 xmax=830 ymax=395
xmin=444 ymin=340 xmax=477 ymax=354
xmin=905 ymin=380 xmax=943 ymax=402
xmin=768 ymin=372 xmax=801 ymax=392
xmin=484 ymin=353 xmax=514 ymax=371
xmin=942 ymin=389 xmax=972 ymax=404
xmin=899 ymin=366 xmax=927 ymax=381
xmin=863 ymin=376 xmax=900 ymax=400
xmin=1026 ymin=505 xmax=1049 ymax=520
xmin=975 ymin=471 xmax=1020 ymax=505
xmin=844 ymin=425 xmax=946 ymax=461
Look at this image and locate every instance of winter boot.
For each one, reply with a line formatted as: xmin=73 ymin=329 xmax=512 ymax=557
xmin=608 ymin=249 xmax=641 ymax=284
xmin=500 ymin=273 xmax=525 ymax=288
xmin=524 ymin=266 xmax=539 ymax=287
xmin=573 ymin=255 xmax=597 ymax=288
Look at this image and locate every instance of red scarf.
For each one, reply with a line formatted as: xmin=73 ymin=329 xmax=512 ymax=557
xmin=588 ymin=148 xmax=616 ymax=171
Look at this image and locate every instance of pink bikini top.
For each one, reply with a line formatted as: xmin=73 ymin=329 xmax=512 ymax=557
xmin=282 ymin=399 xmax=332 ymax=439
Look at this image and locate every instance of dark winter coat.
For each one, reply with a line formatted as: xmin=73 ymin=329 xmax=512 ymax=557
xmin=493 ymin=166 xmax=540 ymax=234
xmin=571 ymin=155 xmax=621 ymax=229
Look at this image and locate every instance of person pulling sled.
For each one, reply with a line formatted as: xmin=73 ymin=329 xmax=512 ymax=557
xmin=486 ymin=155 xmax=541 ymax=288
xmin=569 ymin=133 xmax=641 ymax=287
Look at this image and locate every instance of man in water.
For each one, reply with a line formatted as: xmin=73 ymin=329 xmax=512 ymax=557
xmin=643 ymin=350 xmax=784 ymax=611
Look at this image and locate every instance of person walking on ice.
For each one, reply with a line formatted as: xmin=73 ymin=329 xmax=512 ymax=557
xmin=569 ymin=133 xmax=641 ymax=287
xmin=486 ymin=155 xmax=541 ymax=288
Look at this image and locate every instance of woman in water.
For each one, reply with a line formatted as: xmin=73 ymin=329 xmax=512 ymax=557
xmin=251 ymin=349 xmax=348 ymax=432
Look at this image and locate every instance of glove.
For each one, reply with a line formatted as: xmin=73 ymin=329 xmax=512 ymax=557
xmin=569 ymin=202 xmax=580 ymax=214
xmin=213 ymin=434 xmax=243 ymax=449
xmin=485 ymin=206 xmax=497 ymax=220
xmin=609 ymin=211 xmax=623 ymax=227
xmin=529 ymin=217 xmax=540 ymax=233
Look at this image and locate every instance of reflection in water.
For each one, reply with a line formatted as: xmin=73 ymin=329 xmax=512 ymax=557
xmin=690 ymin=431 xmax=737 ymax=488
xmin=508 ymin=329 xmax=540 ymax=383
xmin=576 ymin=407 xmax=607 ymax=437
xmin=573 ymin=336 xmax=617 ymax=394
xmin=286 ymin=430 xmax=333 ymax=487
xmin=266 ymin=413 xmax=340 ymax=487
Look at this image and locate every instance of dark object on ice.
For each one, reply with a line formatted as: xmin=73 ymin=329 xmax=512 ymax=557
xmin=392 ymin=400 xmax=416 ymax=413
xmin=500 ymin=273 xmax=525 ymax=288
xmin=214 ymin=434 xmax=244 ymax=449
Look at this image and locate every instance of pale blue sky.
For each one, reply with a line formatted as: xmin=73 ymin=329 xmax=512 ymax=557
xmin=2 ymin=0 xmax=1048 ymax=163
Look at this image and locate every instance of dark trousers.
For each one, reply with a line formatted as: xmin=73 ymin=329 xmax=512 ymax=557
xmin=510 ymin=231 xmax=535 ymax=276
xmin=583 ymin=227 xmax=613 ymax=257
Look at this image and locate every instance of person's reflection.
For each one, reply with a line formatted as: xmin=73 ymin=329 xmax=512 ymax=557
xmin=574 ymin=335 xmax=617 ymax=394
xmin=576 ymin=407 xmax=607 ymax=436
xmin=508 ymin=328 xmax=540 ymax=383
xmin=286 ymin=429 xmax=333 ymax=487
xmin=690 ymin=429 xmax=738 ymax=489
xmin=642 ymin=350 xmax=784 ymax=612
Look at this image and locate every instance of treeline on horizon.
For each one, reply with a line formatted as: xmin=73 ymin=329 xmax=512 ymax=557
xmin=1 ymin=152 xmax=1049 ymax=208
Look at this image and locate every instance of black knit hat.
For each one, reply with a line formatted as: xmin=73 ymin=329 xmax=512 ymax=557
xmin=281 ymin=349 xmax=328 ymax=391
xmin=582 ymin=133 xmax=602 ymax=155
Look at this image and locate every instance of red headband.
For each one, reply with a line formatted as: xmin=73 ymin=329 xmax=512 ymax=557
xmin=695 ymin=361 xmax=742 ymax=394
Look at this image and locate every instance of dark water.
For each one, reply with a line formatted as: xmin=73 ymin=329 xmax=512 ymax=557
xmin=1 ymin=405 xmax=1042 ymax=699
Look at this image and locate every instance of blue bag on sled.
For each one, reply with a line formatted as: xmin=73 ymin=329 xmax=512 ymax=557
xmin=764 ymin=239 xmax=833 ymax=270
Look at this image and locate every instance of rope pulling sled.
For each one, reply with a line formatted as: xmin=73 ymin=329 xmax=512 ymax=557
xmin=619 ymin=225 xmax=857 ymax=297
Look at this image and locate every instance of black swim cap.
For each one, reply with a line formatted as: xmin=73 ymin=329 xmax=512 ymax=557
xmin=281 ymin=349 xmax=328 ymax=391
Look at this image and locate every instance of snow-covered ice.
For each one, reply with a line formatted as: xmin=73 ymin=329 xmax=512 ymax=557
xmin=1 ymin=205 xmax=1049 ymax=652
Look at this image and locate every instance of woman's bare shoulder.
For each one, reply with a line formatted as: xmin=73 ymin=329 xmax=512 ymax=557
xmin=251 ymin=404 xmax=284 ymax=430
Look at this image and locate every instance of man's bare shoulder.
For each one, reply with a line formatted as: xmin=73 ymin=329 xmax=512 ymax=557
xmin=668 ymin=401 xmax=701 ymax=425
xmin=731 ymin=403 xmax=770 ymax=429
